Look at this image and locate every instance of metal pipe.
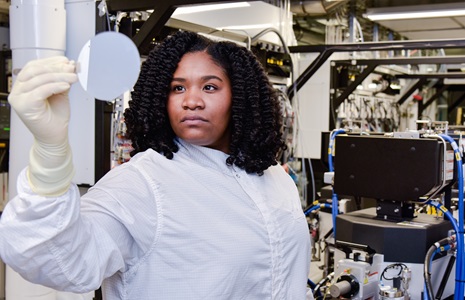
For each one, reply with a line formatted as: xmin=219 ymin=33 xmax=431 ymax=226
xmin=289 ymin=38 xmax=465 ymax=54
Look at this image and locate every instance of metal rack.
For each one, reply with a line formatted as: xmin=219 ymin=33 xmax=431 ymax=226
xmin=288 ymin=39 xmax=465 ymax=129
xmin=288 ymin=39 xmax=465 ymax=98
xmin=330 ymin=57 xmax=465 ymax=124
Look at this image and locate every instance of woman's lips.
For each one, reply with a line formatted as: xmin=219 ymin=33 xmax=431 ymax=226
xmin=181 ymin=115 xmax=208 ymax=124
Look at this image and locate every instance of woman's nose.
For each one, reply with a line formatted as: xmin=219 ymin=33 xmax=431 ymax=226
xmin=182 ymin=89 xmax=205 ymax=110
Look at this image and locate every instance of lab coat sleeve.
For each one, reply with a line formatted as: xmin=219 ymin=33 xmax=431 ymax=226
xmin=0 ymin=164 xmax=158 ymax=293
xmin=0 ymin=168 xmax=114 ymax=293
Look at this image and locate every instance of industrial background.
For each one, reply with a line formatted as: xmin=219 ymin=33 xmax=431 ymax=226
xmin=2 ymin=1 xmax=465 ymax=300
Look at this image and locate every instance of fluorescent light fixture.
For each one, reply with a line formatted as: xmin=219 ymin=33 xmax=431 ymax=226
xmin=364 ymin=3 xmax=465 ymax=21
xmin=172 ymin=2 xmax=250 ymax=16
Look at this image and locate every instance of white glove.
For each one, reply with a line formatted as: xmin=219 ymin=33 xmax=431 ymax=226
xmin=8 ymin=56 xmax=78 ymax=196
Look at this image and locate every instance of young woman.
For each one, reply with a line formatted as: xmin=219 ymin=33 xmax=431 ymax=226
xmin=2 ymin=30 xmax=311 ymax=299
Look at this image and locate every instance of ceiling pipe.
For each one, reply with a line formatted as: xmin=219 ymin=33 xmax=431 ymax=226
xmin=290 ymin=0 xmax=348 ymax=16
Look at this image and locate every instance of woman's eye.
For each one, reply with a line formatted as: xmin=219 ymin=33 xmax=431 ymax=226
xmin=172 ymin=85 xmax=185 ymax=92
xmin=204 ymin=84 xmax=217 ymax=91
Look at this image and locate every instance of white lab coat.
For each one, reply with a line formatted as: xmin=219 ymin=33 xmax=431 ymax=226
xmin=1 ymin=139 xmax=311 ymax=299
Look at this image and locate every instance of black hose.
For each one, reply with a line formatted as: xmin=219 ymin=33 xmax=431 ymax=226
xmin=313 ymin=272 xmax=334 ymax=297
xmin=424 ymin=244 xmax=437 ymax=300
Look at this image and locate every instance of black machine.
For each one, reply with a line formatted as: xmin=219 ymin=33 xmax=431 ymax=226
xmin=332 ymin=134 xmax=455 ymax=263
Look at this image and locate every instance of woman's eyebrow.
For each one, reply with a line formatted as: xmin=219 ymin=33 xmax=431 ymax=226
xmin=171 ymin=75 xmax=223 ymax=82
xmin=201 ymin=75 xmax=223 ymax=82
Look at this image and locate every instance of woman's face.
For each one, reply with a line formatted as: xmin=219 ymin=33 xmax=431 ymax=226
xmin=167 ymin=51 xmax=232 ymax=153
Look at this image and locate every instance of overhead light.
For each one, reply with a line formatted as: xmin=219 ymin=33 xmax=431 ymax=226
xmin=172 ymin=2 xmax=250 ymax=16
xmin=368 ymin=82 xmax=378 ymax=89
xmin=364 ymin=3 xmax=465 ymax=21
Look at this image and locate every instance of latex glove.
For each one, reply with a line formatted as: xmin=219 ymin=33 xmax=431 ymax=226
xmin=8 ymin=56 xmax=78 ymax=196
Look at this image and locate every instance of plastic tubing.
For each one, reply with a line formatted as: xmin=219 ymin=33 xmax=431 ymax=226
xmin=328 ymin=129 xmax=346 ymax=172
xmin=427 ymin=201 xmax=459 ymax=245
xmin=428 ymin=199 xmax=462 ymax=298
xmin=423 ymin=285 xmax=429 ymax=300
xmin=304 ymin=203 xmax=331 ymax=216
xmin=307 ymin=279 xmax=321 ymax=297
xmin=328 ymin=129 xmax=345 ymax=238
xmin=438 ymin=134 xmax=464 ymax=299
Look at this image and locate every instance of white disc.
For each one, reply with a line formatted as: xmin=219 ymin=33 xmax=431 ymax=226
xmin=77 ymin=31 xmax=140 ymax=101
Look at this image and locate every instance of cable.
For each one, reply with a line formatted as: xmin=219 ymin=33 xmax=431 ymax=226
xmin=307 ymin=278 xmax=322 ymax=298
xmin=379 ymin=263 xmax=415 ymax=299
xmin=313 ymin=272 xmax=334 ymax=298
xmin=438 ymin=134 xmax=465 ymax=299
xmin=293 ymin=101 xmax=310 ymax=204
xmin=328 ymin=129 xmax=345 ymax=236
xmin=427 ymin=199 xmax=462 ymax=299
xmin=423 ymin=285 xmax=429 ymax=300
xmin=424 ymin=246 xmax=436 ymax=300
xmin=425 ymin=243 xmax=454 ymax=300
xmin=304 ymin=203 xmax=332 ymax=216
xmin=353 ymin=17 xmax=364 ymax=43
xmin=305 ymin=157 xmax=315 ymax=203
xmin=380 ymin=263 xmax=409 ymax=282
xmin=251 ymin=28 xmax=290 ymax=56
xmin=250 ymin=28 xmax=295 ymax=99
xmin=307 ymin=278 xmax=317 ymax=289
xmin=219 ymin=29 xmax=251 ymax=50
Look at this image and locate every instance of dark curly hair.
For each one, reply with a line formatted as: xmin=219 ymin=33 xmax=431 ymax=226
xmin=124 ymin=30 xmax=286 ymax=175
